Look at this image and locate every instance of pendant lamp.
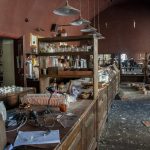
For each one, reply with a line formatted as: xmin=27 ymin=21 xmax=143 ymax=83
xmin=81 ymin=25 xmax=97 ymax=32
xmin=53 ymin=0 xmax=80 ymax=16
xmin=93 ymin=31 xmax=105 ymax=39
xmin=70 ymin=16 xmax=90 ymax=26
xmin=70 ymin=0 xmax=90 ymax=26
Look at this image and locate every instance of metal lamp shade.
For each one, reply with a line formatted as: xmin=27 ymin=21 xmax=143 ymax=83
xmin=70 ymin=17 xmax=91 ymax=26
xmin=80 ymin=26 xmax=97 ymax=32
xmin=95 ymin=32 xmax=105 ymax=39
xmin=89 ymin=31 xmax=105 ymax=39
xmin=53 ymin=1 xmax=80 ymax=16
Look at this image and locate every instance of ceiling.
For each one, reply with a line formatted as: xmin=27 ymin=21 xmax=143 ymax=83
xmin=0 ymin=0 xmax=127 ymax=38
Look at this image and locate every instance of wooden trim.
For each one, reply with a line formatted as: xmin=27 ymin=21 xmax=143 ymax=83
xmin=38 ymin=51 xmax=93 ymax=56
xmin=38 ymin=35 xmax=95 ymax=43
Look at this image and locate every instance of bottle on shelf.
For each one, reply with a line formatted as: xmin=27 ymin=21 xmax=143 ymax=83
xmin=53 ymin=78 xmax=57 ymax=90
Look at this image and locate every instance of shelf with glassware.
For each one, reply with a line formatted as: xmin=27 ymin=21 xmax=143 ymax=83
xmin=38 ymin=35 xmax=98 ymax=99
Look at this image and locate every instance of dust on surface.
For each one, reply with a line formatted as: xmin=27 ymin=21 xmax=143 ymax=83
xmin=99 ymin=100 xmax=150 ymax=150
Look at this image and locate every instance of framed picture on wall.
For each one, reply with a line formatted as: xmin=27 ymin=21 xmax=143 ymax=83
xmin=30 ymin=34 xmax=37 ymax=46
xmin=30 ymin=34 xmax=38 ymax=53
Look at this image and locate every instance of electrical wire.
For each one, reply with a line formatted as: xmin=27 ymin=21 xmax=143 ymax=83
xmin=6 ymin=116 xmax=27 ymax=133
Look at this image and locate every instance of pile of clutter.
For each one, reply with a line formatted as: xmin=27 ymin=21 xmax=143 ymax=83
xmin=130 ymin=83 xmax=150 ymax=95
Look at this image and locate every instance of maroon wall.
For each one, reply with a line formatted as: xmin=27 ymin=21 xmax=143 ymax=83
xmin=0 ymin=0 xmax=118 ymax=39
xmin=97 ymin=0 xmax=150 ymax=58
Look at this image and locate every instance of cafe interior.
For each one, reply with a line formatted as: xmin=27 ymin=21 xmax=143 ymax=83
xmin=1 ymin=0 xmax=150 ymax=149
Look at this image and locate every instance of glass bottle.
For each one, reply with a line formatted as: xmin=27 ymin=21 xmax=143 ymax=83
xmin=53 ymin=78 xmax=57 ymax=91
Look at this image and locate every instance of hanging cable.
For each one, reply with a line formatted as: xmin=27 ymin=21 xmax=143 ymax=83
xmin=80 ymin=0 xmax=82 ymax=17
xmin=94 ymin=0 xmax=96 ymax=28
xmin=98 ymin=0 xmax=100 ymax=32
xmin=88 ymin=0 xmax=90 ymax=21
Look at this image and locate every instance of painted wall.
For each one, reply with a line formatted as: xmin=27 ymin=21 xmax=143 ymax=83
xmin=2 ymin=39 xmax=15 ymax=86
xmin=0 ymin=0 xmax=125 ymax=39
xmin=97 ymin=0 xmax=150 ymax=58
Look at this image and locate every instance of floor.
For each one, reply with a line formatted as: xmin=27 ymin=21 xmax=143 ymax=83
xmin=99 ymin=83 xmax=150 ymax=150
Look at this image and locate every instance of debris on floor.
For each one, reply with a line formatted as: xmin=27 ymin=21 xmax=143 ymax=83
xmin=118 ymin=82 xmax=150 ymax=100
xmin=142 ymin=121 xmax=150 ymax=127
xmin=99 ymin=100 xmax=150 ymax=150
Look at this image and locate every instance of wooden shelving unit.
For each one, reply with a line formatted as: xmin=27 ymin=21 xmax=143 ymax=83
xmin=38 ymin=35 xmax=98 ymax=99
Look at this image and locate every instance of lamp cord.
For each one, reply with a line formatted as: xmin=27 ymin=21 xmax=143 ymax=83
xmin=6 ymin=116 xmax=27 ymax=133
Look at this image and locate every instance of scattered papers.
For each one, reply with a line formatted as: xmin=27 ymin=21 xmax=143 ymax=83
xmin=14 ymin=130 xmax=60 ymax=147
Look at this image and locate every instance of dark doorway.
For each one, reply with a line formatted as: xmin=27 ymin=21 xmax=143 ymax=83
xmin=14 ymin=37 xmax=24 ymax=86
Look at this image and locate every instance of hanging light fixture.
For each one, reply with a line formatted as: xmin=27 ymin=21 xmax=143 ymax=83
xmin=81 ymin=25 xmax=97 ymax=32
xmin=53 ymin=0 xmax=80 ymax=16
xmin=80 ymin=0 xmax=97 ymax=32
xmin=70 ymin=0 xmax=90 ymax=26
xmin=70 ymin=16 xmax=90 ymax=26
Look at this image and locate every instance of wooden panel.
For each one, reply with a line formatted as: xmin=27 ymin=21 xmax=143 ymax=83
xmin=0 ymin=115 xmax=6 ymax=150
xmin=68 ymin=132 xmax=82 ymax=150
xmin=83 ymin=102 xmax=97 ymax=150
xmin=61 ymin=123 xmax=82 ymax=150
xmin=93 ymin=37 xmax=98 ymax=100
xmin=107 ymin=81 xmax=113 ymax=106
xmin=97 ymin=87 xmax=107 ymax=140
xmin=38 ymin=35 xmax=94 ymax=43
xmin=58 ymin=70 xmax=93 ymax=76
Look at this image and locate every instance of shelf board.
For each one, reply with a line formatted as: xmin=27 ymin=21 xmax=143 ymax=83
xmin=40 ymin=74 xmax=93 ymax=78
xmin=33 ymin=65 xmax=39 ymax=68
xmin=38 ymin=35 xmax=95 ymax=43
xmin=26 ymin=52 xmax=39 ymax=56
xmin=39 ymin=51 xmax=93 ymax=56
xmin=40 ymin=70 xmax=93 ymax=78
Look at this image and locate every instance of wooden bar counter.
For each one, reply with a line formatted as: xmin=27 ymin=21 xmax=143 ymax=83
xmin=6 ymin=99 xmax=97 ymax=150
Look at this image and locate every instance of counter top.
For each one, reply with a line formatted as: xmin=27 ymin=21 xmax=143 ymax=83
xmin=6 ymin=99 xmax=95 ymax=150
